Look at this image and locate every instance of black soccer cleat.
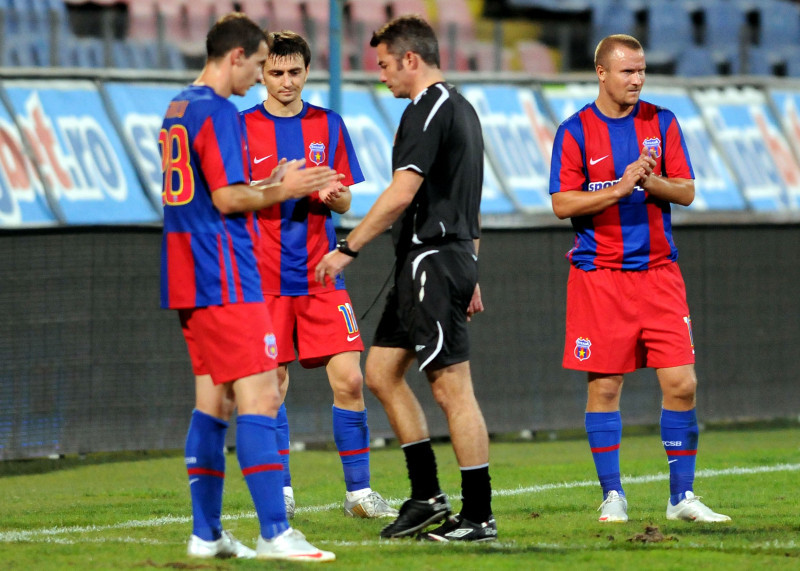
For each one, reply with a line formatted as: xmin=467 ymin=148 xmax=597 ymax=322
xmin=419 ymin=513 xmax=498 ymax=542
xmin=379 ymin=493 xmax=452 ymax=538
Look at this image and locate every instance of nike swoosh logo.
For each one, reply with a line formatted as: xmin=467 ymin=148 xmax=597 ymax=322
xmin=668 ymin=459 xmax=678 ymax=464
xmin=254 ymin=154 xmax=273 ymax=164
xmin=347 ymin=334 xmax=360 ymax=342
xmin=589 ymin=155 xmax=609 ymax=166
xmin=189 ymin=478 xmax=199 ymax=484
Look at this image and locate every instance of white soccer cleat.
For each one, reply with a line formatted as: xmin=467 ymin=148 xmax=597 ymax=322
xmin=597 ymin=490 xmax=628 ymax=523
xmin=666 ymin=491 xmax=731 ymax=522
xmin=187 ymin=530 xmax=256 ymax=559
xmin=344 ymin=490 xmax=399 ymax=518
xmin=256 ymin=528 xmax=335 ymax=562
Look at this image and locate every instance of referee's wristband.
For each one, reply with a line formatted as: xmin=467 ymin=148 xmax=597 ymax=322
xmin=336 ymin=238 xmax=359 ymax=258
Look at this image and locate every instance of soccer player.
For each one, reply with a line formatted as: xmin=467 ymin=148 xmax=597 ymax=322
xmin=548 ymin=34 xmax=730 ymax=524
xmin=316 ymin=15 xmax=496 ymax=542
xmin=160 ymin=13 xmax=340 ymax=561
xmin=239 ymin=30 xmax=397 ymax=520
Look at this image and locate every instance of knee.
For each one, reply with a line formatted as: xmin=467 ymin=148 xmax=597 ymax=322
xmin=332 ymin=369 xmax=364 ymax=401
xmin=364 ymin=361 xmax=384 ymax=396
xmin=588 ymin=379 xmax=623 ymax=407
xmin=667 ymin=376 xmax=697 ymax=403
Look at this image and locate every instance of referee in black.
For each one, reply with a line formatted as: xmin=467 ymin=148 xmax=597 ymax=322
xmin=315 ymin=15 xmax=494 ymax=543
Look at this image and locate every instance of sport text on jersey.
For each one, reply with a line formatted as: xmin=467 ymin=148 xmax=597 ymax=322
xmin=588 ymin=178 xmax=645 ymax=192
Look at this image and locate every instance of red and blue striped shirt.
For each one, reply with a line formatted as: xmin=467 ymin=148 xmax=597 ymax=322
xmin=160 ymin=85 xmax=263 ymax=308
xmin=240 ymin=101 xmax=364 ymax=295
xmin=549 ymin=100 xmax=694 ymax=271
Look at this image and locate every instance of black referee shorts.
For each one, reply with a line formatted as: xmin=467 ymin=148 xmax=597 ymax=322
xmin=373 ymin=241 xmax=478 ymax=372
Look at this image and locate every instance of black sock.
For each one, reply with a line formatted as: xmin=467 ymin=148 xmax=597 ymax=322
xmin=459 ymin=465 xmax=492 ymax=523
xmin=402 ymin=439 xmax=441 ymax=500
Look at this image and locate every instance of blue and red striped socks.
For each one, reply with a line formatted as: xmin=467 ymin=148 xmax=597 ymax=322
xmin=185 ymin=409 xmax=227 ymax=541
xmin=275 ymin=403 xmax=292 ymax=488
xmin=332 ymin=406 xmax=371 ymax=492
xmin=237 ymin=414 xmax=289 ymax=540
xmin=585 ymin=411 xmax=624 ymax=499
xmin=661 ymin=408 xmax=698 ymax=505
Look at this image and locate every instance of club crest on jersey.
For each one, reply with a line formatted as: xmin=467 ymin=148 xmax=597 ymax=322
xmin=308 ymin=142 xmax=326 ymax=165
xmin=264 ymin=333 xmax=278 ymax=359
xmin=574 ymin=337 xmax=592 ymax=361
xmin=642 ymin=137 xmax=662 ymax=158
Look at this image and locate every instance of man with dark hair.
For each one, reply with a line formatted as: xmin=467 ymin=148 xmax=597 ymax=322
xmin=549 ymin=33 xmax=730 ymax=524
xmin=239 ymin=30 xmax=397 ymax=520
xmin=316 ymin=15 xmax=496 ymax=543
xmin=160 ymin=12 xmax=339 ymax=561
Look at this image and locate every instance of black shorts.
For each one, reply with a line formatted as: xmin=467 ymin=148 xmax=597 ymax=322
xmin=373 ymin=241 xmax=478 ymax=372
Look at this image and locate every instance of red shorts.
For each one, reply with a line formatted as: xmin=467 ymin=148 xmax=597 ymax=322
xmin=179 ymin=302 xmax=279 ymax=385
xmin=265 ymin=289 xmax=365 ymax=368
xmin=563 ymin=263 xmax=696 ymax=373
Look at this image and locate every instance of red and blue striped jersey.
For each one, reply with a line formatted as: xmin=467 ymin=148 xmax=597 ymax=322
xmin=549 ymin=101 xmax=694 ymax=271
xmin=240 ymin=101 xmax=364 ymax=295
xmin=159 ymin=85 xmax=263 ymax=309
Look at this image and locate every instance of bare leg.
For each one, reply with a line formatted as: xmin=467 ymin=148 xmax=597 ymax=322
xmin=427 ymin=361 xmax=488 ymax=467
xmin=365 ymin=345 xmax=428 ymax=443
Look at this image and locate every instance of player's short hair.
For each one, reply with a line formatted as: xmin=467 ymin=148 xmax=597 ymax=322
xmin=267 ymin=30 xmax=312 ymax=68
xmin=206 ymin=12 xmax=267 ymax=60
xmin=369 ymin=15 xmax=440 ymax=68
xmin=594 ymin=34 xmax=643 ymax=69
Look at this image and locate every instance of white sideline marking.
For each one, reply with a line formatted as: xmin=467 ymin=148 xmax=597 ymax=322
xmin=493 ymin=462 xmax=800 ymax=497
xmin=2 ymin=463 xmax=798 ymax=543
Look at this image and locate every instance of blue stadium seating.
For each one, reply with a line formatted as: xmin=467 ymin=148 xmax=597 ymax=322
xmin=745 ymin=45 xmax=779 ymax=76
xmin=701 ymin=0 xmax=749 ymax=74
xmin=675 ymin=46 xmax=718 ymax=77
xmin=643 ymin=0 xmax=694 ymax=70
xmin=589 ymin=0 xmax=637 ymax=54
xmin=756 ymin=0 xmax=800 ymax=52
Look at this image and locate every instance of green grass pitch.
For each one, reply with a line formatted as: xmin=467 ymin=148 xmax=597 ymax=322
xmin=1 ymin=426 xmax=798 ymax=570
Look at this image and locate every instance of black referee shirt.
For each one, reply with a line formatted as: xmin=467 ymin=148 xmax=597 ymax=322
xmin=390 ymin=82 xmax=483 ymax=253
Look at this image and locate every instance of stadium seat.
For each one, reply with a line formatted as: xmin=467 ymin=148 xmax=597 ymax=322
xmin=516 ymin=39 xmax=557 ymax=74
xmin=111 ymin=39 xmax=162 ymax=69
xmin=269 ymin=0 xmax=304 ymax=33
xmin=700 ymin=0 xmax=749 ymax=74
xmin=70 ymin=37 xmax=106 ymax=68
xmin=435 ymin=0 xmax=476 ymax=43
xmin=439 ymin=46 xmax=470 ymax=71
xmin=589 ymin=0 xmax=637 ymax=56
xmin=20 ymin=0 xmax=51 ymax=34
xmin=744 ymin=45 xmax=780 ymax=76
xmin=182 ymin=0 xmax=218 ymax=56
xmin=434 ymin=0 xmax=473 ymax=71
xmin=2 ymin=41 xmax=36 ymax=67
xmin=237 ymin=0 xmax=270 ymax=27
xmin=785 ymin=45 xmax=800 ymax=78
xmin=302 ymin=0 xmax=333 ymax=69
xmin=675 ymin=45 xmax=718 ymax=77
xmin=755 ymin=0 xmax=800 ymax=52
xmin=388 ymin=0 xmax=429 ymax=19
xmin=470 ymin=41 xmax=512 ymax=72
xmin=127 ymin=1 xmax=159 ymax=41
xmin=642 ymin=0 xmax=694 ymax=71
xmin=346 ymin=0 xmax=386 ymax=70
